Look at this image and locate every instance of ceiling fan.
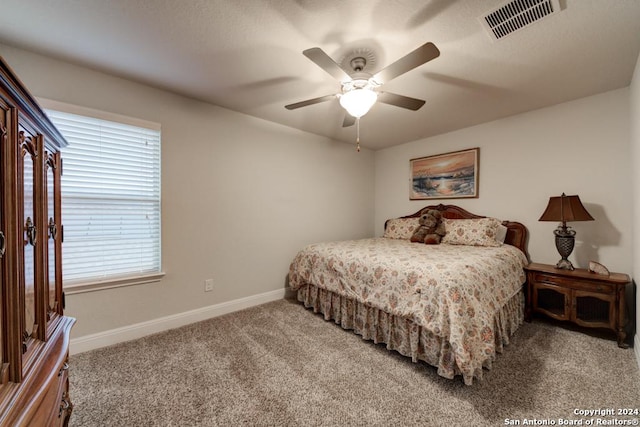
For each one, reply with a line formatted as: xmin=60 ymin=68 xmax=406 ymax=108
xmin=285 ymin=42 xmax=441 ymax=129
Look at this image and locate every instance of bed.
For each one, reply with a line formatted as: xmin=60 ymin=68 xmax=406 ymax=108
xmin=288 ymin=204 xmax=529 ymax=385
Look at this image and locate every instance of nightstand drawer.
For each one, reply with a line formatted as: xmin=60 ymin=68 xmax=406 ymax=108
xmin=532 ymin=273 xmax=614 ymax=294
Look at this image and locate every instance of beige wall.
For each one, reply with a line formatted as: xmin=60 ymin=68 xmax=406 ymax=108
xmin=630 ymin=50 xmax=640 ymax=354
xmin=0 ymin=44 xmax=376 ymax=338
xmin=374 ymin=89 xmax=632 ymax=274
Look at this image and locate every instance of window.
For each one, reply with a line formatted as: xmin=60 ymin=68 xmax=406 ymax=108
xmin=43 ymin=100 xmax=161 ymax=292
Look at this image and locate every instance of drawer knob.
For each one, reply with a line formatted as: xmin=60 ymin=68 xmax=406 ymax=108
xmin=58 ymin=362 xmax=69 ymax=376
xmin=59 ymin=397 xmax=70 ymax=418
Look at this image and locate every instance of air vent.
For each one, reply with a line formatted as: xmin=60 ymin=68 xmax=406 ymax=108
xmin=480 ymin=0 xmax=561 ymax=41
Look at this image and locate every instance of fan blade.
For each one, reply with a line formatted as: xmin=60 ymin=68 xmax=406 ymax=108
xmin=285 ymin=94 xmax=336 ymax=110
xmin=377 ymin=92 xmax=426 ymax=111
xmin=303 ymin=48 xmax=352 ymax=82
xmin=373 ymin=42 xmax=440 ymax=84
xmin=342 ymin=114 xmax=356 ymax=127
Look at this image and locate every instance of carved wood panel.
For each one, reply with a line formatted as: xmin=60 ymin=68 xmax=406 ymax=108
xmin=0 ymin=101 xmax=7 ymax=383
xmin=45 ymin=150 xmax=62 ymax=335
xmin=18 ymin=128 xmax=38 ymax=358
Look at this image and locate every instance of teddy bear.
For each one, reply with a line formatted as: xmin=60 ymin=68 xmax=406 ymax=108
xmin=410 ymin=209 xmax=446 ymax=244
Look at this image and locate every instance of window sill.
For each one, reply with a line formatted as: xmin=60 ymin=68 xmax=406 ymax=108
xmin=64 ymin=272 xmax=166 ymax=295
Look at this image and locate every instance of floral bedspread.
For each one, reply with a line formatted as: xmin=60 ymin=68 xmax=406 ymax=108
xmin=289 ymin=238 xmax=528 ymax=380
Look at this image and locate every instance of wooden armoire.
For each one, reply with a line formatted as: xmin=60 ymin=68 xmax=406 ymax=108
xmin=0 ymin=57 xmax=75 ymax=425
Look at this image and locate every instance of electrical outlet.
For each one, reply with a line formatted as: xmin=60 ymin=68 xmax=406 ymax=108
xmin=204 ymin=278 xmax=214 ymax=292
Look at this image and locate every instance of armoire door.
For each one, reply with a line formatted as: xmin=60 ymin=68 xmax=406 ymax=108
xmin=18 ymin=125 xmax=40 ymax=365
xmin=0 ymin=100 xmax=9 ymax=384
xmin=44 ymin=149 xmax=62 ymax=335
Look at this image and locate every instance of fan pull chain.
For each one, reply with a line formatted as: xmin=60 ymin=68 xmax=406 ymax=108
xmin=356 ymin=117 xmax=361 ymax=152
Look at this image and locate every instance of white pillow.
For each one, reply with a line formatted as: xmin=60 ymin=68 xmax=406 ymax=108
xmin=495 ymin=224 xmax=508 ymax=244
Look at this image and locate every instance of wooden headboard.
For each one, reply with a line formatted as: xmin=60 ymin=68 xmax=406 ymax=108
xmin=385 ymin=204 xmax=529 ymax=260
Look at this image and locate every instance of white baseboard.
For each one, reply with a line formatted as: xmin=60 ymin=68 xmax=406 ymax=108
xmin=70 ymin=288 xmax=286 ymax=355
xmin=635 ymin=334 xmax=640 ymax=372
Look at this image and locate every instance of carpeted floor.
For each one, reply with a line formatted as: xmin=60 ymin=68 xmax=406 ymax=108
xmin=69 ymin=298 xmax=640 ymax=426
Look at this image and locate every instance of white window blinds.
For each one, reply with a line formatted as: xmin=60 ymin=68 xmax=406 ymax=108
xmin=45 ymin=107 xmax=161 ymax=285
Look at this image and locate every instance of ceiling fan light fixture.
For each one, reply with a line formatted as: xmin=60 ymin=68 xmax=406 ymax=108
xmin=339 ymin=88 xmax=377 ymax=118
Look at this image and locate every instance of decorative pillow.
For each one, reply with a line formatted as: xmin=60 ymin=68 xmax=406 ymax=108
xmin=441 ymin=217 xmax=502 ymax=247
xmin=384 ymin=217 xmax=420 ymax=240
xmin=495 ymin=224 xmax=508 ymax=244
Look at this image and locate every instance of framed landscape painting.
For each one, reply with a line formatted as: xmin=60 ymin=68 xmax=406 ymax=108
xmin=410 ymin=148 xmax=479 ymax=200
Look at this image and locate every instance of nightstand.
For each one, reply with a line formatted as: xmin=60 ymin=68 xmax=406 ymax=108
xmin=524 ymin=262 xmax=630 ymax=348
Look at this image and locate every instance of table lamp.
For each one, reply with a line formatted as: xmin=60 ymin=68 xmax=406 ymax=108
xmin=538 ymin=193 xmax=594 ymax=270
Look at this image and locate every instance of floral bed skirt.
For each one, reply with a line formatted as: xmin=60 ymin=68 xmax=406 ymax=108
xmin=296 ymin=284 xmax=524 ymax=385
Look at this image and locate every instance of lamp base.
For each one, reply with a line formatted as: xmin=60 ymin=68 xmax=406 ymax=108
xmin=555 ymin=258 xmax=575 ymax=270
xmin=554 ymin=225 xmax=576 ymax=270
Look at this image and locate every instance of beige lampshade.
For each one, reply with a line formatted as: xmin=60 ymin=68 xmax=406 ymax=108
xmin=539 ymin=193 xmax=594 ymax=223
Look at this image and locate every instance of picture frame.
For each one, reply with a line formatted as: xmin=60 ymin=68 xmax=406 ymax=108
xmin=410 ymin=148 xmax=479 ymax=200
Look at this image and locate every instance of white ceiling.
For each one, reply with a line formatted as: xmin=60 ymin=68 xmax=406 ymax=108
xmin=1 ymin=0 xmax=639 ymax=150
